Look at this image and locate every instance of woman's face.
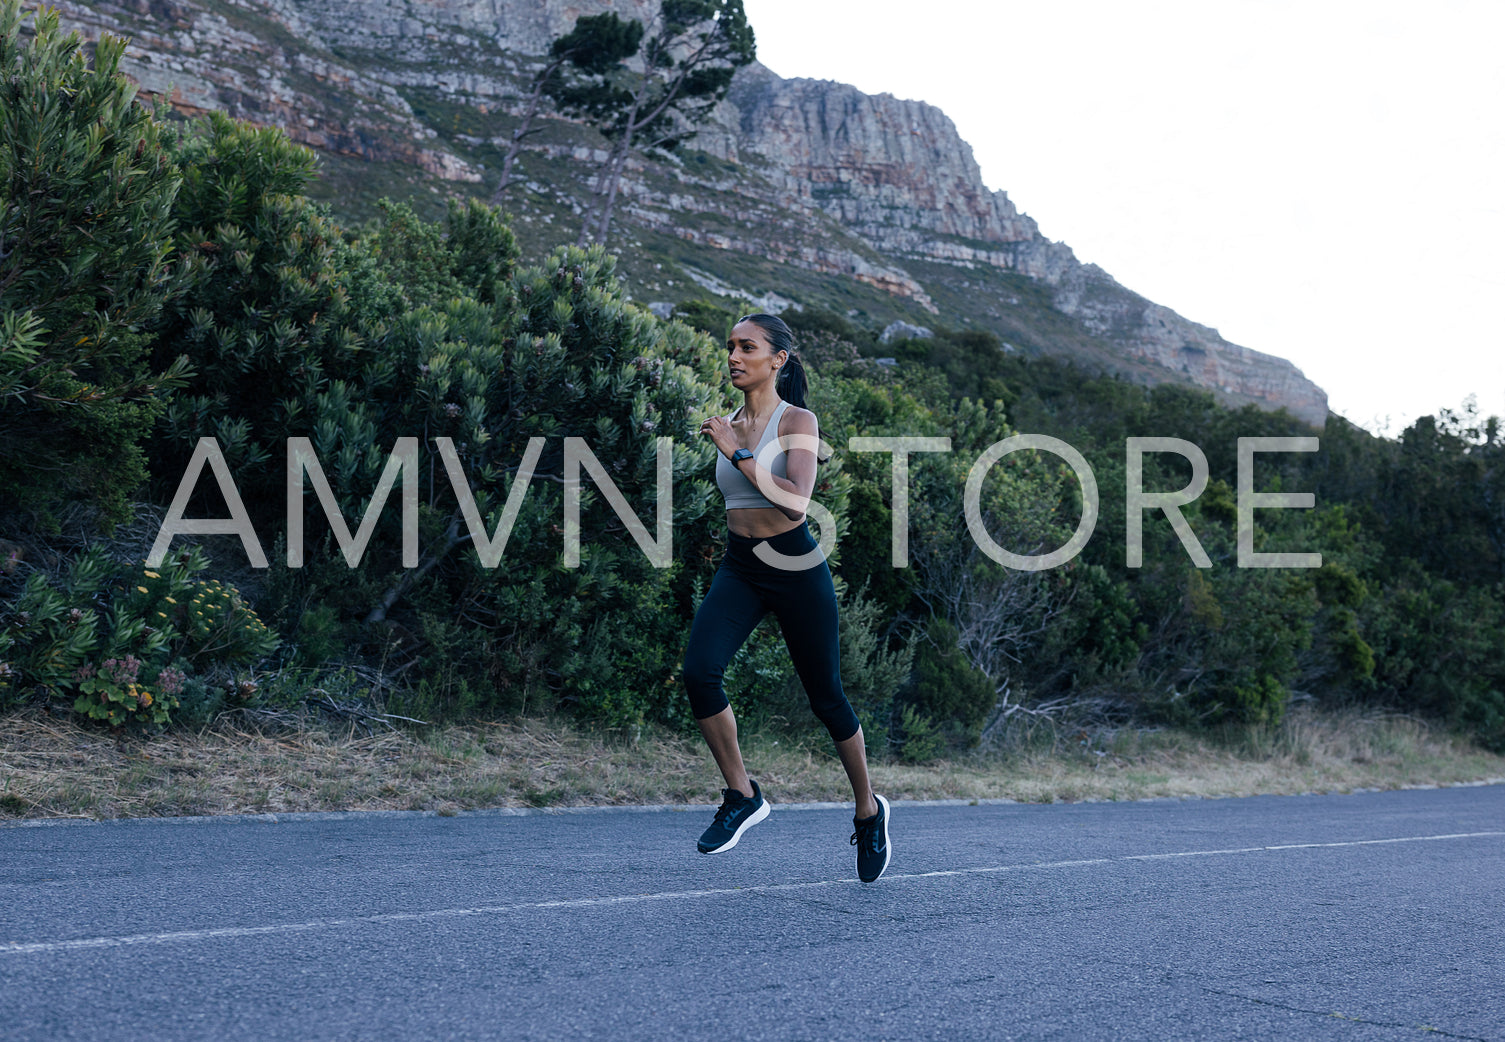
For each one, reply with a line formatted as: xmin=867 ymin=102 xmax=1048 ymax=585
xmin=727 ymin=320 xmax=785 ymax=390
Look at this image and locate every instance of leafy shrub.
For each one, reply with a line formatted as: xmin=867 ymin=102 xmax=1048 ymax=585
xmin=0 ymin=548 xmax=170 ymax=696
xmin=1141 ymin=566 xmax=1314 ymax=729
xmin=829 ymin=579 xmax=916 ymax=754
xmin=150 ymin=112 xmax=410 ymax=514
xmin=901 ymin=616 xmax=996 ymax=754
xmin=366 ymin=197 xmax=518 ymax=309
xmin=1362 ymin=568 xmax=1505 ymax=751
xmin=0 ymin=545 xmax=277 ymax=727
xmin=894 ymin=704 xmax=945 ymax=764
xmin=0 ymin=2 xmax=192 ymax=527
xmin=73 ymin=654 xmax=178 ymax=728
xmin=563 ymin=574 xmax=693 ymax=731
xmin=167 ymin=671 xmax=223 ymax=730
xmin=670 ymin=298 xmax=738 ymax=339
xmin=153 ymin=576 xmax=277 ymax=665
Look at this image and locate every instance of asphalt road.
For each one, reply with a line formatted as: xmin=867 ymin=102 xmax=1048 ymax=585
xmin=2 ymin=784 xmax=1502 ymax=1041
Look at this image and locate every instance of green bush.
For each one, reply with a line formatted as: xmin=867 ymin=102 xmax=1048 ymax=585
xmin=0 ymin=544 xmax=277 ymax=728
xmin=389 ymin=243 xmax=730 ymax=723
xmin=153 ymin=152 xmax=733 ymax=721
xmin=73 ymin=654 xmax=178 ymax=728
xmin=894 ymin=704 xmax=945 ymax=764
xmin=669 ymin=297 xmax=738 ymax=339
xmin=1362 ymin=569 xmax=1505 ymax=751
xmin=167 ymin=671 xmax=223 ymax=730
xmin=150 ymin=112 xmax=411 ymax=513
xmin=0 ymin=2 xmax=191 ymax=527
xmin=901 ymin=616 xmax=996 ymax=753
xmin=1 ymin=549 xmax=169 ymax=693
xmin=1139 ymin=563 xmax=1314 ymax=729
xmin=831 ymin=578 xmax=916 ymax=754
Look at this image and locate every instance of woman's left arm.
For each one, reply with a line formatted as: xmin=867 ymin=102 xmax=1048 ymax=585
xmin=767 ymin=407 xmax=819 ymax=521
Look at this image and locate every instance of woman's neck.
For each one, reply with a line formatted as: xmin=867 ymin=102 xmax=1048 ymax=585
xmin=740 ymin=386 xmax=782 ymax=423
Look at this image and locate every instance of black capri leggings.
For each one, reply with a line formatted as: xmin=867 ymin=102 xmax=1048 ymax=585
xmin=683 ymin=520 xmax=861 ymax=743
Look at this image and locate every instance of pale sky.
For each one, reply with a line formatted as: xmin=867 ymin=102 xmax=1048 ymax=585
xmin=742 ymin=0 xmax=1504 ymax=432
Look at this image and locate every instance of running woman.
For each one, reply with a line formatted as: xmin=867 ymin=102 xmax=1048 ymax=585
xmin=687 ymin=313 xmax=891 ymax=883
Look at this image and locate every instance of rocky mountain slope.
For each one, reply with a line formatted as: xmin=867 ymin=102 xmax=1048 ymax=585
xmin=34 ymin=0 xmax=1328 ymax=425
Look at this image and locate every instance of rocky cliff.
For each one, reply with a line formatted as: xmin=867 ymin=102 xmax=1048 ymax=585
xmin=717 ymin=66 xmax=1325 ymax=422
xmin=32 ymin=0 xmax=1327 ymax=425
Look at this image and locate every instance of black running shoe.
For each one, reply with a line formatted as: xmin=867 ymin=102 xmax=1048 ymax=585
xmin=697 ymin=779 xmax=770 ymax=854
xmin=850 ymin=793 xmax=891 ymax=882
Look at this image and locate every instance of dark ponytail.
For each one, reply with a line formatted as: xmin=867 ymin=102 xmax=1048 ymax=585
xmin=738 ymin=312 xmax=807 ymax=408
xmin=777 ymin=352 xmax=808 ymax=409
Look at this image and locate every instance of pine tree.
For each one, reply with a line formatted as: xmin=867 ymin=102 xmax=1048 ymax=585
xmin=489 ymin=13 xmax=644 ymax=203
xmin=550 ymin=0 xmax=756 ymax=246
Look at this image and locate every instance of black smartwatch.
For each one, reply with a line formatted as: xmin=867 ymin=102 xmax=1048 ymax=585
xmin=730 ymin=447 xmax=754 ymax=469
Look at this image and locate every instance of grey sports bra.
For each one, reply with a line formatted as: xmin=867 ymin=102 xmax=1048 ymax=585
xmin=715 ymin=399 xmax=792 ymax=510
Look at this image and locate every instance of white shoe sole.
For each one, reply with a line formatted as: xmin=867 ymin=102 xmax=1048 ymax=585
xmin=701 ymin=798 xmax=771 ymax=854
xmin=861 ymin=794 xmax=892 ymax=882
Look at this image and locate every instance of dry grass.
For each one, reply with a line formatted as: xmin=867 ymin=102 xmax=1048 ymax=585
xmin=1 ymin=705 xmax=1502 ymax=821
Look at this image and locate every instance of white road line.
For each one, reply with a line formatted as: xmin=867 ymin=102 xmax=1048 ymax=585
xmin=2 ymin=830 xmax=1500 ymax=957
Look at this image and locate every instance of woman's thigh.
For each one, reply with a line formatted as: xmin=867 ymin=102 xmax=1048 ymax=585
xmin=683 ymin=564 xmax=768 ymax=684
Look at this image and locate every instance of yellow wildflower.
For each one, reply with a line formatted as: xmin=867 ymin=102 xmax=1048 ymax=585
xmin=136 ymin=586 xmax=149 ymax=594
xmin=143 ymin=571 xmax=160 ymax=579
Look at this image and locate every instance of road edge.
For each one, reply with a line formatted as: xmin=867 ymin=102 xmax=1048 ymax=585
xmin=4 ymin=776 xmax=1503 ymax=829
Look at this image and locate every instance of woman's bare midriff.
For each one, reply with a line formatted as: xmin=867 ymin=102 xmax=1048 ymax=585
xmin=726 ymin=506 xmax=804 ymax=539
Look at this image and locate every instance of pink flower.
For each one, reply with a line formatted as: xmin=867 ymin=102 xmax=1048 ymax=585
xmin=156 ymin=667 xmax=186 ymax=696
xmin=101 ymin=655 xmax=141 ymax=684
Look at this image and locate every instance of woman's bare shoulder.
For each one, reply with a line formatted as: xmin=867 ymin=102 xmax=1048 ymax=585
xmin=778 ymin=403 xmax=818 ymax=432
